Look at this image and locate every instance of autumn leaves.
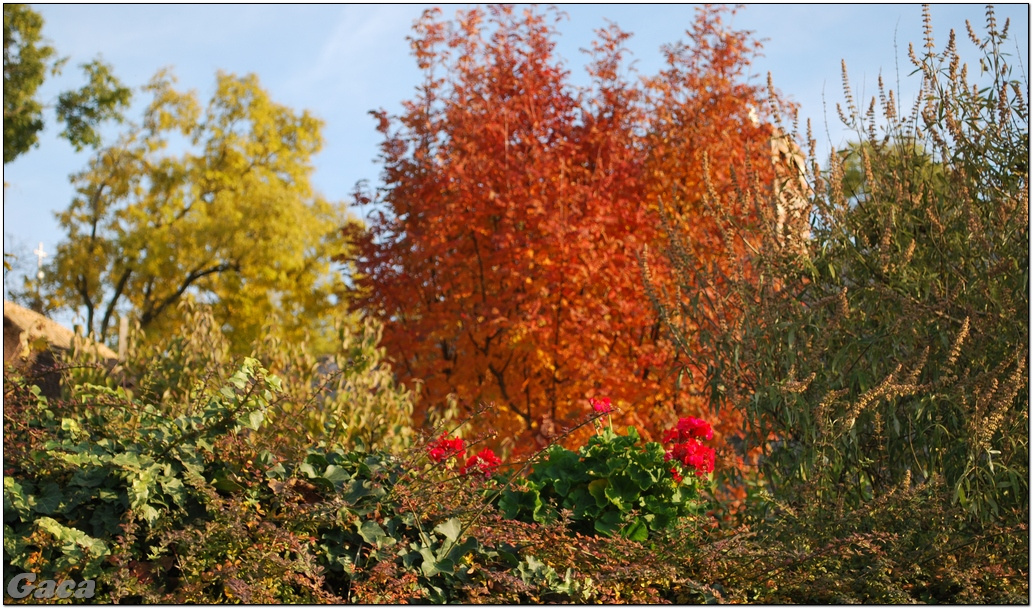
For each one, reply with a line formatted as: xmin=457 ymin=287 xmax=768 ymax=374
xmin=353 ymin=6 xmax=785 ymax=458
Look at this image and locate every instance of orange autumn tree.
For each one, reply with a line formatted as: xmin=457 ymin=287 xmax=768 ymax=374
xmin=640 ymin=7 xmax=790 ymax=468
xmin=352 ymin=5 xmax=783 ymax=459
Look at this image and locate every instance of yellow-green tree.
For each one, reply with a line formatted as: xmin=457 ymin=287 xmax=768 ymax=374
xmin=40 ymin=70 xmax=357 ymax=353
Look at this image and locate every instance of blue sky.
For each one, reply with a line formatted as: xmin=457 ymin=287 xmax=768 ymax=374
xmin=3 ymin=3 xmax=1029 ymax=317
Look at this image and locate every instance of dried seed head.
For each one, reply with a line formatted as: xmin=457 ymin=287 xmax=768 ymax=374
xmin=945 ymin=317 xmax=970 ymax=369
xmin=902 ymin=239 xmax=916 ymax=266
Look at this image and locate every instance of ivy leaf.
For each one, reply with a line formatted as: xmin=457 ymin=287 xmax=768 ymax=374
xmin=433 ymin=517 xmax=463 ymax=543
xmin=343 ymin=479 xmax=378 ymax=505
xmin=34 ymin=482 xmax=63 ymax=515
xmin=298 ymin=462 xmax=319 ymax=480
xmin=241 ymin=409 xmax=265 ymax=431
xmin=4 ymin=478 xmax=32 ymax=517
xmin=160 ymin=476 xmax=188 ymax=508
xmin=419 ymin=547 xmax=444 ymax=577
xmin=357 ymin=519 xmax=387 ymax=545
xmin=321 ymin=464 xmax=350 ymax=488
xmin=34 ymin=517 xmax=109 ymax=577
xmin=211 ymin=470 xmax=244 ymax=494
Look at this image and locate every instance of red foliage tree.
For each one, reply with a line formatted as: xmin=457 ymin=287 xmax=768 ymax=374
xmin=352 ymin=5 xmax=784 ymax=461
xmin=638 ymin=7 xmax=787 ymax=470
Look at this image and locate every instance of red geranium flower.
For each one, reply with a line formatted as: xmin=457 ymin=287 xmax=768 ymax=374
xmin=678 ymin=416 xmax=714 ymax=441
xmin=663 ymin=417 xmax=714 ymax=443
xmin=428 ymin=433 xmax=465 ymax=462
xmin=461 ymin=448 xmax=502 ymax=477
xmin=663 ymin=416 xmax=716 ymax=478
xmin=665 ymin=439 xmax=716 ymax=476
xmin=590 ymin=397 xmax=613 ymax=414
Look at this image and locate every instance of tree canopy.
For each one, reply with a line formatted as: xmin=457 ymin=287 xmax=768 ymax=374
xmin=3 ymin=3 xmax=130 ymax=163
xmin=36 ymin=70 xmax=358 ymax=354
xmin=352 ymin=5 xmax=784 ymax=457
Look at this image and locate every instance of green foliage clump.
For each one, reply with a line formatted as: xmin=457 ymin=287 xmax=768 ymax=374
xmin=64 ymin=300 xmax=415 ymax=458
xmin=499 ymin=425 xmax=705 ymax=541
xmin=3 ymin=4 xmax=56 ymax=163
xmin=253 ymin=314 xmax=416 ymax=458
xmin=3 ymin=358 xmax=325 ymax=603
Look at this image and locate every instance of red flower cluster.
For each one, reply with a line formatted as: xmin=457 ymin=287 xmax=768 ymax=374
xmin=662 ymin=416 xmax=714 ymax=443
xmin=460 ymin=448 xmax=502 ymax=477
xmin=428 ymin=433 xmax=466 ymax=462
xmin=428 ymin=434 xmax=502 ymax=479
xmin=590 ymin=397 xmax=613 ymax=414
xmin=663 ymin=416 xmax=715 ymax=481
xmin=665 ymin=440 xmax=715 ymax=475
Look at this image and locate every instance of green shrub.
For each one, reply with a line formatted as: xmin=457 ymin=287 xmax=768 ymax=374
xmin=651 ymin=3 xmax=1026 ymax=524
xmin=3 ymin=357 xmax=324 ymax=602
xmin=645 ymin=5 xmax=1027 ymax=603
xmin=63 ymin=300 xmax=416 ymax=459
xmin=251 ymin=314 xmax=416 ymax=458
xmin=499 ymin=422 xmax=711 ymax=541
xmin=4 ymin=361 xmax=716 ymax=603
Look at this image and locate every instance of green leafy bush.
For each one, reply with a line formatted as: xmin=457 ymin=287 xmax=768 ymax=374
xmin=63 ymin=300 xmax=416 ymax=459
xmin=4 ymin=355 xmax=716 ymax=603
xmin=251 ymin=314 xmax=416 ymax=458
xmin=3 ymin=357 xmax=326 ymax=602
xmin=499 ymin=421 xmax=712 ymax=541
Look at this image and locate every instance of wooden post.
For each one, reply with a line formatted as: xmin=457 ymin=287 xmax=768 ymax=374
xmin=118 ymin=314 xmax=129 ymax=360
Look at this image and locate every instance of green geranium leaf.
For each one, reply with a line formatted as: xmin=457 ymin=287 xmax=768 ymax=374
xmin=626 ymin=459 xmax=657 ymax=491
xmin=605 ymin=472 xmax=641 ymax=510
xmin=588 ymin=478 xmax=609 ymax=507
xmin=625 ymin=517 xmax=651 ymax=541
xmin=499 ymin=488 xmax=539 ymax=520
xmin=593 ymin=509 xmax=622 ymax=536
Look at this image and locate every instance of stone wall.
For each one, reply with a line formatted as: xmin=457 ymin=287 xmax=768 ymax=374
xmin=3 ymin=301 xmax=118 ymax=397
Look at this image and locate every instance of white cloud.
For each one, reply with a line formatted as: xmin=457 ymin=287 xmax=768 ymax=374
xmin=284 ymin=5 xmax=425 ymax=104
